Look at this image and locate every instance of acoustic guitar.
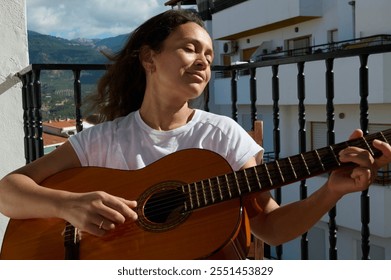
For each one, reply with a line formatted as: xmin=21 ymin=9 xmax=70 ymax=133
xmin=1 ymin=129 xmax=390 ymax=260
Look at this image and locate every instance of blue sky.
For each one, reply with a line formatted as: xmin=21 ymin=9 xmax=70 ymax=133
xmin=26 ymin=0 xmax=174 ymax=40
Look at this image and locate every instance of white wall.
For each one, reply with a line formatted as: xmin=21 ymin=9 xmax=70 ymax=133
xmin=212 ymin=0 xmax=322 ymax=40
xmin=355 ymin=0 xmax=391 ymax=37
xmin=0 ymin=0 xmax=29 ymax=251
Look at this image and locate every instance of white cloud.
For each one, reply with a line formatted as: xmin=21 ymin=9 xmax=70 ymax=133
xmin=26 ymin=0 xmax=172 ymax=39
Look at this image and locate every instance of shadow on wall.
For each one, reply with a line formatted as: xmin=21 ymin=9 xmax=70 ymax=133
xmin=0 ymin=74 xmax=20 ymax=96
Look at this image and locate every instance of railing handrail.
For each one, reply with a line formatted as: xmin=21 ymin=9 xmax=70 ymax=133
xmin=214 ymin=42 xmax=391 ymax=72
xmin=16 ymin=63 xmax=107 ymax=77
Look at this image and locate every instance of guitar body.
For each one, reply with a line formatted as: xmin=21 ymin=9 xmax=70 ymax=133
xmin=0 ymin=149 xmax=250 ymax=260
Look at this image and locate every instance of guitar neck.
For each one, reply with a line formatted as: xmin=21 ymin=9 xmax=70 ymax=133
xmin=182 ymin=129 xmax=391 ymax=212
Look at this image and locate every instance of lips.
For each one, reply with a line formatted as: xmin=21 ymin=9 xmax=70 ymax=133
xmin=187 ymin=71 xmax=205 ymax=82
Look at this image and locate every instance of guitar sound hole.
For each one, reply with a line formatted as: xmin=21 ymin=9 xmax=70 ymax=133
xmin=143 ymin=188 xmax=186 ymax=224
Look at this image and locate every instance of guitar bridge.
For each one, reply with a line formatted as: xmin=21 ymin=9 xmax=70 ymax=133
xmin=63 ymin=222 xmax=80 ymax=260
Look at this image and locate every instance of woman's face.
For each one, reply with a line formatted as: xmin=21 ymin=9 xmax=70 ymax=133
xmin=147 ymin=22 xmax=214 ymax=103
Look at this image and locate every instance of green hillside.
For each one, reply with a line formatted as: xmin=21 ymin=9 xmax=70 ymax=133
xmin=27 ymin=30 xmax=130 ymax=121
xmin=28 ymin=30 xmax=108 ymax=64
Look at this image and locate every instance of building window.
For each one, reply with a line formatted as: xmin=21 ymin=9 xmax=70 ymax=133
xmin=327 ymin=29 xmax=339 ymax=51
xmin=328 ymin=29 xmax=338 ymax=43
xmin=216 ymin=54 xmax=232 ymax=79
xmin=287 ymin=35 xmax=311 ymax=56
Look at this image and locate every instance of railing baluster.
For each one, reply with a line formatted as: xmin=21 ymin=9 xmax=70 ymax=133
xmin=325 ymin=58 xmax=338 ymax=260
xmin=359 ymin=54 xmax=370 ymax=260
xmin=32 ymin=68 xmax=44 ymax=159
xmin=297 ymin=61 xmax=308 ymax=260
xmin=73 ymin=69 xmax=83 ymax=132
xmin=26 ymin=71 xmax=35 ymax=163
xmin=231 ymin=69 xmax=238 ymax=122
xmin=204 ymin=84 xmax=210 ymax=112
xmin=272 ymin=64 xmax=283 ymax=260
xmin=20 ymin=73 xmax=30 ymax=164
xmin=249 ymin=67 xmax=257 ymax=129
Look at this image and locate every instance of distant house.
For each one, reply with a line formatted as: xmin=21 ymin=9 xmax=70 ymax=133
xmin=43 ymin=132 xmax=68 ymax=154
xmin=44 ymin=119 xmax=77 ymax=137
xmin=42 ymin=119 xmax=76 ymax=154
xmin=42 ymin=119 xmax=94 ymax=154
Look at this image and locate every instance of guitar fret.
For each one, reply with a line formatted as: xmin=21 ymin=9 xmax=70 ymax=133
xmin=252 ymin=166 xmax=262 ymax=190
xmin=181 ymin=185 xmax=189 ymax=212
xmin=300 ymin=153 xmax=311 ymax=175
xmin=208 ymin=178 xmax=215 ymax=204
xmin=314 ymin=150 xmax=325 ymax=171
xmin=380 ymin=131 xmax=389 ymax=144
xmin=373 ymin=132 xmax=389 ymax=158
xmin=254 ymin=165 xmax=268 ymax=189
xmin=201 ymin=180 xmax=208 ymax=206
xmin=288 ymin=155 xmax=308 ymax=179
xmin=233 ymin=172 xmax=241 ymax=196
xmin=302 ymin=151 xmax=326 ymax=175
xmin=263 ymin=161 xmax=284 ymax=187
xmin=362 ymin=137 xmax=374 ymax=156
xmin=225 ymin=174 xmax=232 ymax=198
xmin=275 ymin=160 xmax=285 ymax=183
xmin=193 ymin=183 xmax=199 ymax=209
xmin=287 ymin=157 xmax=298 ymax=179
xmin=316 ymin=146 xmax=340 ymax=171
xmin=195 ymin=182 xmax=201 ymax=207
xmin=188 ymin=183 xmax=195 ymax=209
xmin=276 ymin=157 xmax=298 ymax=184
xmin=328 ymin=145 xmax=341 ymax=167
xmin=217 ymin=174 xmax=232 ymax=200
xmin=216 ymin=176 xmax=224 ymax=201
xmin=264 ymin=164 xmax=273 ymax=186
xmin=243 ymin=169 xmax=252 ymax=192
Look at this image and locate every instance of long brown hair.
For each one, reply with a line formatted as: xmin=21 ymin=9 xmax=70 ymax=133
xmin=86 ymin=9 xmax=205 ymax=122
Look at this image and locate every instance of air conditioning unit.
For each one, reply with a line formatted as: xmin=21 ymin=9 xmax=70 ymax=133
xmin=223 ymin=41 xmax=238 ymax=54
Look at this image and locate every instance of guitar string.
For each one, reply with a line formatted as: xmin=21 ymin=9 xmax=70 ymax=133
xmin=128 ymin=130 xmax=391 ymax=219
xmin=61 ymin=147 xmax=381 ymax=239
xmin=63 ymin=130 xmax=391 ymax=233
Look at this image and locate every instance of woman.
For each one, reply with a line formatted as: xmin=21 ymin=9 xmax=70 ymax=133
xmin=0 ymin=9 xmax=390 ymax=251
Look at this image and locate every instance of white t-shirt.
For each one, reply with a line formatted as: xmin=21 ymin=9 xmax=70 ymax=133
xmin=69 ymin=109 xmax=263 ymax=171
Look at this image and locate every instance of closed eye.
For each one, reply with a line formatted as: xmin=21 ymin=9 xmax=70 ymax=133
xmin=205 ymin=55 xmax=213 ymax=65
xmin=184 ymin=44 xmax=196 ymax=52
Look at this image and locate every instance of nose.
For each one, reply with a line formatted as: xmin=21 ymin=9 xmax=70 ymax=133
xmin=195 ymin=54 xmax=209 ymax=69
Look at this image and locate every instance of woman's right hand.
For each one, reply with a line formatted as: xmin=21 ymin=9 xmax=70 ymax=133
xmin=0 ymin=141 xmax=138 ymax=238
xmin=60 ymin=191 xmax=138 ymax=237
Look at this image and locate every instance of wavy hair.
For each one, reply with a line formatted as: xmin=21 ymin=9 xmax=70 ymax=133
xmin=86 ymin=9 xmax=205 ymax=122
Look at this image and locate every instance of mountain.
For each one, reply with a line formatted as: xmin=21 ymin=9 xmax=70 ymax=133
xmin=26 ymin=30 xmax=133 ymax=121
xmin=93 ymin=34 xmax=129 ymax=52
xmin=27 ymin=30 xmax=129 ymax=64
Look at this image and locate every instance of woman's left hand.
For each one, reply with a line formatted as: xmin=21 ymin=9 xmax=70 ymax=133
xmin=327 ymin=129 xmax=391 ymax=197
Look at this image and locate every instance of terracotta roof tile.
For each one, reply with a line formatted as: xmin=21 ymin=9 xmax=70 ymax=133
xmin=43 ymin=132 xmax=67 ymax=146
xmin=43 ymin=119 xmax=76 ymax=129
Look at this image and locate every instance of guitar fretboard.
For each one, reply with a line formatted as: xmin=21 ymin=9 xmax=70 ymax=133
xmin=182 ymin=129 xmax=391 ymax=212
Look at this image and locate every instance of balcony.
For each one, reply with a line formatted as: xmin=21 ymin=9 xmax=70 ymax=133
xmin=13 ymin=37 xmax=391 ymax=259
xmin=212 ymin=0 xmax=323 ymax=40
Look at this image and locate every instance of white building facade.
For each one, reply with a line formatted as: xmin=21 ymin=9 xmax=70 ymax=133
xmin=206 ymin=0 xmax=391 ymax=259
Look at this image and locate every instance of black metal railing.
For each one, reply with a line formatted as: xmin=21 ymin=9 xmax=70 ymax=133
xmin=15 ymin=38 xmax=391 ymax=260
xmin=17 ymin=64 xmax=106 ymax=163
xmin=212 ymin=39 xmax=391 ymax=260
